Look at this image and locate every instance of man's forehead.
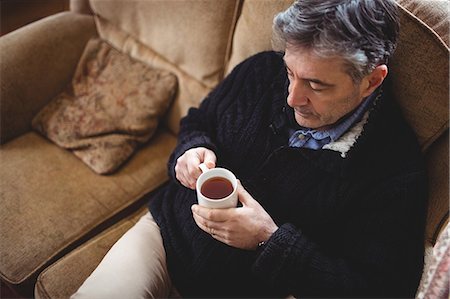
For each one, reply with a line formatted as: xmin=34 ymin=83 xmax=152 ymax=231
xmin=284 ymin=47 xmax=343 ymax=65
xmin=283 ymin=47 xmax=351 ymax=83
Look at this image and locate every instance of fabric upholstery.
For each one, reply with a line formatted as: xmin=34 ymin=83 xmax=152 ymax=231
xmin=70 ymin=0 xmax=93 ymax=15
xmin=226 ymin=0 xmax=294 ymax=74
xmin=0 ymin=12 xmax=96 ymax=145
xmin=32 ymin=38 xmax=177 ymax=174
xmin=397 ymin=0 xmax=449 ymax=47
xmin=94 ymin=16 xmax=214 ymax=135
xmin=0 ymin=130 xmax=176 ymax=284
xmin=0 ymin=0 xmax=446 ymax=297
xmin=34 ymin=207 xmax=148 ymax=299
xmin=390 ymin=3 xmax=449 ymax=150
xmin=90 ymin=0 xmax=240 ymax=89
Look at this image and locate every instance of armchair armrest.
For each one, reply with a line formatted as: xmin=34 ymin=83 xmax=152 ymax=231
xmin=0 ymin=12 xmax=97 ymax=144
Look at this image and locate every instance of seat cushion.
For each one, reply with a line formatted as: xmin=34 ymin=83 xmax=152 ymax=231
xmin=34 ymin=204 xmax=182 ymax=299
xmin=34 ymin=206 xmax=148 ymax=299
xmin=0 ymin=129 xmax=176 ymax=284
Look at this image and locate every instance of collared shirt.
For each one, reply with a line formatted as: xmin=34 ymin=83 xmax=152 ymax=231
xmin=288 ymin=89 xmax=379 ymax=149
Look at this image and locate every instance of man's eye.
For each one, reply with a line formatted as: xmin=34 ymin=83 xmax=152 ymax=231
xmin=310 ymin=82 xmax=325 ymax=91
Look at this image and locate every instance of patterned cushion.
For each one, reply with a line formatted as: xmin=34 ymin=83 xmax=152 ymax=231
xmin=417 ymin=222 xmax=450 ymax=299
xmin=32 ymin=38 xmax=177 ymax=174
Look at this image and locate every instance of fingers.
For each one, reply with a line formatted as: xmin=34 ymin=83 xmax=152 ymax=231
xmin=191 ymin=204 xmax=230 ymax=222
xmin=191 ymin=205 xmax=227 ymax=239
xmin=192 ymin=211 xmax=220 ymax=233
xmin=203 ymin=150 xmax=217 ymax=169
xmin=175 ymin=147 xmax=216 ymax=189
xmin=175 ymin=159 xmax=199 ymax=189
xmin=236 ymin=180 xmax=256 ymax=207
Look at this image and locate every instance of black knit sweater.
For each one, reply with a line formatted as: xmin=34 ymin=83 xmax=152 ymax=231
xmin=149 ymin=51 xmax=427 ymax=298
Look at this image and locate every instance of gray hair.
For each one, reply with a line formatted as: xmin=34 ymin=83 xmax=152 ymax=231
xmin=273 ymin=0 xmax=400 ymax=82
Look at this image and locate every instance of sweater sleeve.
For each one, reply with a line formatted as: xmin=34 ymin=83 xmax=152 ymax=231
xmin=167 ymin=54 xmax=257 ymax=182
xmin=252 ymin=171 xmax=427 ymax=298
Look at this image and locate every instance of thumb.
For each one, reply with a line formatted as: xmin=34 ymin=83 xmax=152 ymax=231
xmin=202 ymin=149 xmax=217 ymax=169
xmin=237 ymin=180 xmax=256 ymax=207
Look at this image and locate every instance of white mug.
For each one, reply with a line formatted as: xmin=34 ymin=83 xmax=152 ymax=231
xmin=196 ymin=163 xmax=238 ymax=209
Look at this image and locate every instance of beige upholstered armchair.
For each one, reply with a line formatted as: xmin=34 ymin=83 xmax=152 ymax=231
xmin=0 ymin=0 xmax=448 ymax=298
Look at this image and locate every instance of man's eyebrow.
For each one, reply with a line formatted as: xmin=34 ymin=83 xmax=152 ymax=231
xmin=283 ymin=60 xmax=335 ymax=87
xmin=306 ymin=78 xmax=335 ymax=87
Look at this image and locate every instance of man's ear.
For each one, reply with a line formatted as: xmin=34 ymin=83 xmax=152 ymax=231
xmin=361 ymin=64 xmax=388 ymax=98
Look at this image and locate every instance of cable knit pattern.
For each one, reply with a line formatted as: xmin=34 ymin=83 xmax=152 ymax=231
xmin=148 ymin=51 xmax=427 ymax=298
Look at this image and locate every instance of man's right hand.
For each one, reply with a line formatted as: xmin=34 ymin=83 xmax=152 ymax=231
xmin=175 ymin=147 xmax=217 ymax=189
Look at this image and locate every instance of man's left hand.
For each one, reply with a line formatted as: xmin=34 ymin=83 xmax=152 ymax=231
xmin=191 ymin=181 xmax=278 ymax=250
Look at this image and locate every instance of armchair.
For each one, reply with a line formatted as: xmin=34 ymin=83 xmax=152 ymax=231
xmin=0 ymin=0 xmax=448 ymax=298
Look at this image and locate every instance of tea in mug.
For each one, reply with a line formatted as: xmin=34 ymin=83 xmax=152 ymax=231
xmin=200 ymin=177 xmax=233 ymax=199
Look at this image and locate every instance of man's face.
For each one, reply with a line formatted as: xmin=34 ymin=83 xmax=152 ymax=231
xmin=284 ymin=46 xmax=367 ymax=130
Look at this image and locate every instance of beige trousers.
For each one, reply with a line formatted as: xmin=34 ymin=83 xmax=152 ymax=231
xmin=70 ymin=212 xmax=173 ymax=299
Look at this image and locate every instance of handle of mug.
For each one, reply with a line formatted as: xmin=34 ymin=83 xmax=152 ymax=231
xmin=198 ymin=163 xmax=210 ymax=173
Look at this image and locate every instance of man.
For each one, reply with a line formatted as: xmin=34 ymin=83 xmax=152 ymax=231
xmin=72 ymin=0 xmax=427 ymax=298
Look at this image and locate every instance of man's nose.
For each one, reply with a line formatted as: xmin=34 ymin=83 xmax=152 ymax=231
xmin=288 ymin=81 xmax=309 ymax=106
